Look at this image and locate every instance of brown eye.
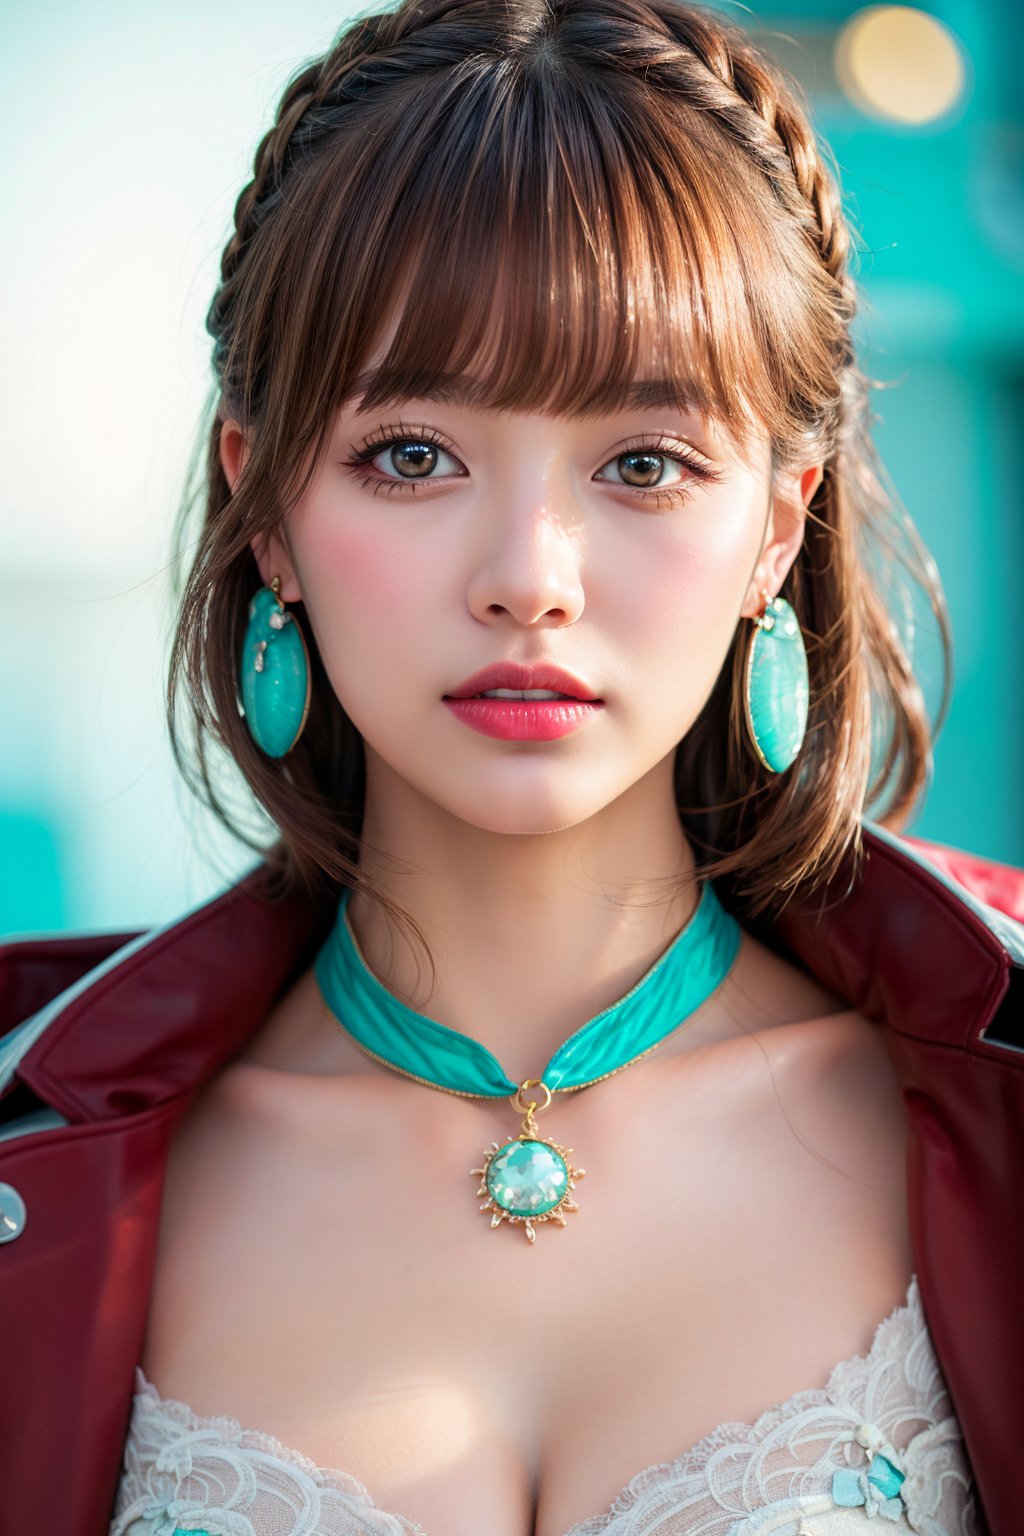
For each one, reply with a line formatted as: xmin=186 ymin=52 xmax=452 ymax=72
xmin=389 ymin=441 xmax=437 ymax=478
xmin=617 ymin=451 xmax=665 ymax=487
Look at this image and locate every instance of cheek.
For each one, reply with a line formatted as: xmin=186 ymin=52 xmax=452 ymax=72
xmin=290 ymin=506 xmax=444 ymax=711
xmin=616 ymin=496 xmax=765 ymax=652
xmin=296 ymin=510 xmax=434 ymax=642
xmin=314 ymin=524 xmax=413 ymax=608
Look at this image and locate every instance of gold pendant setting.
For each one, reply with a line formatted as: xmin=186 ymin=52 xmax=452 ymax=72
xmin=470 ymin=1080 xmax=586 ymax=1242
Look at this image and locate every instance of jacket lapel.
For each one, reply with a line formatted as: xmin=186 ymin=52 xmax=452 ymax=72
xmin=9 ymin=864 xmax=331 ymax=1124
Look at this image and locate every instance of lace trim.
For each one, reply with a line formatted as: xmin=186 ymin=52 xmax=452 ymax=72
xmin=115 ymin=1375 xmax=431 ymax=1536
xmin=561 ymin=1272 xmax=978 ymax=1536
xmin=115 ymin=1272 xmax=976 ymax=1536
xmin=564 ymin=1273 xmax=924 ymax=1533
xmin=129 ymin=1373 xmax=386 ymax=1504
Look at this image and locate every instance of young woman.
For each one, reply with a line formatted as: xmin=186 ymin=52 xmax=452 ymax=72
xmin=2 ymin=1 xmax=1022 ymax=1533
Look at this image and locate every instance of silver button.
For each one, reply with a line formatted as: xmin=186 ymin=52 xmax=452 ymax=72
xmin=0 ymin=1182 xmax=27 ymax=1243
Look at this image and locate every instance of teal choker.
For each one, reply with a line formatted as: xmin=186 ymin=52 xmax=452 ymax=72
xmin=314 ymin=881 xmax=741 ymax=1243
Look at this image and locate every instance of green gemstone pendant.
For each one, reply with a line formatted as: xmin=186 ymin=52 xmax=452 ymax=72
xmin=471 ymin=1080 xmax=586 ymax=1242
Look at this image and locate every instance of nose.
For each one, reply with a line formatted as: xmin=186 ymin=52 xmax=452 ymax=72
xmin=465 ymin=487 xmax=586 ymax=628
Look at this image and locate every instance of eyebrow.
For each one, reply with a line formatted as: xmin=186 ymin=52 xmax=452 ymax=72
xmin=344 ymin=370 xmax=703 ymax=415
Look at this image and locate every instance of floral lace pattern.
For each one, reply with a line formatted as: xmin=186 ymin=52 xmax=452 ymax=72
xmin=110 ymin=1274 xmax=978 ymax=1536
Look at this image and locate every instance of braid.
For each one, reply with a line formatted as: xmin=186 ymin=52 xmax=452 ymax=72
xmin=217 ymin=63 xmax=322 ymax=289
xmin=647 ymin=5 xmax=857 ymax=335
xmin=207 ymin=12 xmax=398 ymax=383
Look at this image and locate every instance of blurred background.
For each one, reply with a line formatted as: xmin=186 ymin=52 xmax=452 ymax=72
xmin=3 ymin=0 xmax=1022 ymax=937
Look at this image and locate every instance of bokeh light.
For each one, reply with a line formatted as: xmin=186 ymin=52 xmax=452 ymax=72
xmin=835 ymin=6 xmax=967 ymax=125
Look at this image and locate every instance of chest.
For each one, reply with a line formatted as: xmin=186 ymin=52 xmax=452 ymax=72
xmin=138 ymin=1017 xmax=914 ymax=1536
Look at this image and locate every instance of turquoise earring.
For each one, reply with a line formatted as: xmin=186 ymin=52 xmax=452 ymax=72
xmin=239 ymin=577 xmax=312 ymax=758
xmin=742 ymin=589 xmax=808 ymax=773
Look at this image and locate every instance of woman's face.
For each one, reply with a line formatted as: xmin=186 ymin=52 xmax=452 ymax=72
xmin=225 ymin=388 xmax=819 ymax=837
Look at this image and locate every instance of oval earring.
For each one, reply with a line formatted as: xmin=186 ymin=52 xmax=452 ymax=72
xmin=239 ymin=576 xmax=312 ymax=758
xmin=741 ymin=589 xmax=808 ymax=774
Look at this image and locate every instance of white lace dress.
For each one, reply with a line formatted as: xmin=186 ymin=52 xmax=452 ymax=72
xmin=109 ymin=1274 xmax=978 ymax=1536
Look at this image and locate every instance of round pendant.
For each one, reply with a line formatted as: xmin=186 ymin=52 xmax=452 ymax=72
xmin=471 ymin=1134 xmax=586 ymax=1242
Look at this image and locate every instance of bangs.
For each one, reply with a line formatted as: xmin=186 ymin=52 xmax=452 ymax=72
xmin=243 ymin=22 xmax=835 ymax=464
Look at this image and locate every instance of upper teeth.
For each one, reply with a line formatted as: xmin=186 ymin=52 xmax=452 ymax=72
xmin=477 ymin=688 xmax=573 ymax=700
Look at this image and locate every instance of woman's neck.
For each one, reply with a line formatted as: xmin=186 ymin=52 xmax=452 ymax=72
xmin=348 ymin=758 xmax=703 ymax=1085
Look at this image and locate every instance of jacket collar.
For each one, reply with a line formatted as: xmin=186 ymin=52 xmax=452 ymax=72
xmin=13 ymin=820 xmax=1023 ymax=1125
xmin=774 ymin=820 xmax=1021 ymax=1047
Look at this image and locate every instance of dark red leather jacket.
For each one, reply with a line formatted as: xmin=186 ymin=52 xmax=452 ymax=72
xmin=1 ymin=821 xmax=1022 ymax=1536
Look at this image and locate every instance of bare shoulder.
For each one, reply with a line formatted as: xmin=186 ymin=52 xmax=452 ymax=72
xmin=678 ymin=923 xmax=908 ymax=1183
xmin=762 ymin=1005 xmax=907 ymax=1181
xmin=727 ymin=921 xmax=902 ymax=1185
xmin=169 ymin=963 xmax=446 ymax=1183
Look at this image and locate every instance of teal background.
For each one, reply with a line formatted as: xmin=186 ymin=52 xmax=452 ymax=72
xmin=3 ymin=0 xmax=1022 ymax=937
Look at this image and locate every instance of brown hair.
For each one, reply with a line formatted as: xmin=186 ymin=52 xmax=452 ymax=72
xmin=166 ymin=0 xmax=950 ymax=944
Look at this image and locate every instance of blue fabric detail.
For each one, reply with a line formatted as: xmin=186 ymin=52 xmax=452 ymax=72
xmin=315 ymin=879 xmax=741 ymax=1096
xmin=831 ymin=1452 xmax=906 ymax=1518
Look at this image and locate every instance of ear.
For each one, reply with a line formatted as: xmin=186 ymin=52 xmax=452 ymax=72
xmin=219 ymin=417 xmax=303 ymax=604
xmin=739 ymin=462 xmax=823 ymax=619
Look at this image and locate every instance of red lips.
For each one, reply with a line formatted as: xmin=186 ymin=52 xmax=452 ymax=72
xmin=445 ymin=661 xmax=600 ymax=700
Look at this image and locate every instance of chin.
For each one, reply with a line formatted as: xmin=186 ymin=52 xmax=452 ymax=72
xmin=434 ymin=779 xmax=616 ymax=838
xmin=465 ymin=812 xmax=591 ymax=837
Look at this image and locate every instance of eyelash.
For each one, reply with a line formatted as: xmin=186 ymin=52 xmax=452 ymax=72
xmin=341 ymin=422 xmax=723 ymax=507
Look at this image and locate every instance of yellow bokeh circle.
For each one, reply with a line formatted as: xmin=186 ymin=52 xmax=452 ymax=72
xmin=835 ymin=6 xmax=966 ymax=125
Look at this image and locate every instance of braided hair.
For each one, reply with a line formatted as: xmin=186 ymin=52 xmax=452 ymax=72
xmin=169 ymin=0 xmax=949 ymax=927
